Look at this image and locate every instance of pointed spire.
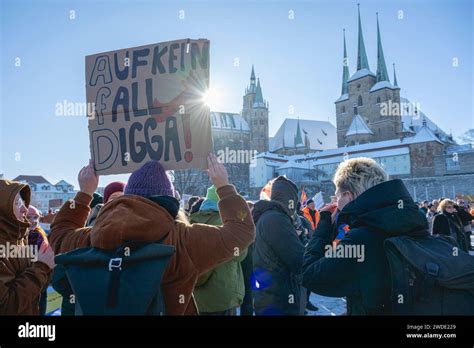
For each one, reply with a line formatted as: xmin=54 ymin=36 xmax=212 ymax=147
xmin=254 ymin=78 xmax=264 ymax=103
xmin=393 ymin=63 xmax=398 ymax=87
xmin=250 ymin=65 xmax=256 ymax=85
xmin=341 ymin=29 xmax=349 ymax=95
xmin=294 ymin=118 xmax=304 ymax=146
xmin=375 ymin=12 xmax=389 ymax=83
xmin=357 ymin=4 xmax=370 ymax=71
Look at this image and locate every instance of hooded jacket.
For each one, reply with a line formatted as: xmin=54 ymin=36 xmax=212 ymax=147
xmin=49 ymin=184 xmax=255 ymax=315
xmin=302 ymin=179 xmax=428 ymax=315
xmin=0 ymin=180 xmax=52 ymax=315
xmin=252 ymin=176 xmax=305 ymax=315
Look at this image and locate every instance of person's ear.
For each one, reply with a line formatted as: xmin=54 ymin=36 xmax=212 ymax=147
xmin=347 ymin=191 xmax=355 ymax=202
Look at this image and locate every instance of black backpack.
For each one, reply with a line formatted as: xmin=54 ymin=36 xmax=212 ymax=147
xmin=55 ymin=240 xmax=175 ymax=315
xmin=384 ymin=234 xmax=474 ymax=315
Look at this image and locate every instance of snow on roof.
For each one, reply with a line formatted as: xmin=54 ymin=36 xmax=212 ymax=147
xmin=270 ymin=118 xmax=337 ymax=152
xmin=335 ymin=93 xmax=349 ymax=103
xmin=265 ymin=159 xmax=286 ymax=167
xmin=13 ymin=175 xmax=52 ymax=185
xmin=300 ymin=128 xmax=443 ymax=160
xmin=254 ymin=151 xmax=288 ymax=161
xmin=348 ymin=68 xmax=375 ymax=82
xmin=277 ymin=160 xmax=309 ymax=170
xmin=410 ymin=125 xmax=443 ymax=143
xmin=211 ymin=112 xmax=249 ymax=131
xmin=302 ymin=147 xmax=410 ymax=167
xmin=399 ymin=97 xmax=450 ymax=142
xmin=369 ymin=80 xmax=398 ymax=92
xmin=345 ymin=114 xmax=374 ymax=136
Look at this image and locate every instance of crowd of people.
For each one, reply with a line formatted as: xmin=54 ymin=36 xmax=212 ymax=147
xmin=1 ymin=154 xmax=473 ymax=315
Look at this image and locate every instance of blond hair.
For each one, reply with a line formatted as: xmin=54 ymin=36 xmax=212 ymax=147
xmin=333 ymin=157 xmax=388 ymax=198
xmin=438 ymin=199 xmax=455 ymax=213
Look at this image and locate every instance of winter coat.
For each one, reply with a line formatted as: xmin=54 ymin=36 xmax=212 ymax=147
xmin=49 ymin=185 xmax=255 ymax=315
xmin=303 ymin=179 xmax=428 ymax=315
xmin=0 ymin=180 xmax=52 ymax=315
xmin=252 ymin=177 xmax=304 ymax=316
xmin=432 ymin=212 xmax=469 ymax=251
xmin=189 ymin=202 xmax=247 ymax=313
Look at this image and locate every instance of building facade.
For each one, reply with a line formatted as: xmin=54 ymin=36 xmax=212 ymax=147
xmin=13 ymin=175 xmax=76 ymax=212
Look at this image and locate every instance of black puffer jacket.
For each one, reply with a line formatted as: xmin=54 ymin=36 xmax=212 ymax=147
xmin=303 ymin=179 xmax=428 ymax=315
xmin=252 ymin=176 xmax=304 ymax=315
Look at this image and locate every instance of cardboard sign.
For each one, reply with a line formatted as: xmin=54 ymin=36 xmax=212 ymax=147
xmin=85 ymin=38 xmax=212 ymax=175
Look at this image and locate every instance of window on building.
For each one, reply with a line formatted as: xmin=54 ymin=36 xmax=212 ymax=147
xmin=357 ymin=84 xmax=361 ymax=90
xmin=260 ymin=120 xmax=264 ymax=125
xmin=377 ymin=96 xmax=381 ymax=104
xmin=342 ymin=105 xmax=346 ymax=113
xmin=358 ymin=95 xmax=363 ymax=106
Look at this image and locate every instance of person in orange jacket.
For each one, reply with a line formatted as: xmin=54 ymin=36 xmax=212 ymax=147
xmin=303 ymin=199 xmax=320 ymax=230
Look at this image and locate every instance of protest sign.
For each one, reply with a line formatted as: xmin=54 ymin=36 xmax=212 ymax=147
xmin=313 ymin=191 xmax=325 ymax=210
xmin=85 ymin=38 xmax=212 ymax=175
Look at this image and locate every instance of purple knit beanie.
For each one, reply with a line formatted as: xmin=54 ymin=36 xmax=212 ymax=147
xmin=124 ymin=161 xmax=175 ymax=197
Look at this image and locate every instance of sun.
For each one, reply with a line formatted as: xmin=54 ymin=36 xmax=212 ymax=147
xmin=201 ymin=87 xmax=220 ymax=109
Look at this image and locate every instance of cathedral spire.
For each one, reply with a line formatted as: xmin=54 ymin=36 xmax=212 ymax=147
xmin=356 ymin=4 xmax=370 ymax=71
xmin=393 ymin=63 xmax=398 ymax=87
xmin=375 ymin=12 xmax=389 ymax=83
xmin=250 ymin=65 xmax=256 ymax=85
xmin=255 ymin=78 xmax=263 ymax=103
xmin=253 ymin=78 xmax=266 ymax=108
xmin=341 ymin=29 xmax=349 ymax=95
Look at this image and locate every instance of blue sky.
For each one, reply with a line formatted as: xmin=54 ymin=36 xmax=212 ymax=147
xmin=1 ymin=0 xmax=472 ymax=187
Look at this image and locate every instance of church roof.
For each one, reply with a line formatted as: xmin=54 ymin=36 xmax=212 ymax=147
xmin=369 ymin=80 xmax=397 ymax=92
xmin=348 ymin=68 xmax=375 ymax=82
xmin=410 ymin=125 xmax=443 ymax=144
xmin=335 ymin=93 xmax=349 ymax=103
xmin=211 ymin=112 xmax=249 ymax=132
xmin=345 ymin=113 xmax=374 ymax=136
xmin=270 ymin=118 xmax=337 ymax=152
xmin=399 ymin=97 xmax=451 ymax=142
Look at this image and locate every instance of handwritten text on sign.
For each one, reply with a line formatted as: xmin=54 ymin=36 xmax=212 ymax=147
xmin=85 ymin=38 xmax=212 ymax=175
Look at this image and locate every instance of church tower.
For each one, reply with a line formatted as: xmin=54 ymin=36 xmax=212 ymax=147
xmin=242 ymin=65 xmax=269 ymax=153
xmin=335 ymin=5 xmax=402 ymax=147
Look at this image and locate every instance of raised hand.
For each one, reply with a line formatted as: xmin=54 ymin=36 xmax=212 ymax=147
xmin=78 ymin=160 xmax=99 ymax=196
xmin=205 ymin=153 xmax=229 ymax=189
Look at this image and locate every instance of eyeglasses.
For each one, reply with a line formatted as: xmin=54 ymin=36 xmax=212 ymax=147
xmin=445 ymin=205 xmax=454 ymax=209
